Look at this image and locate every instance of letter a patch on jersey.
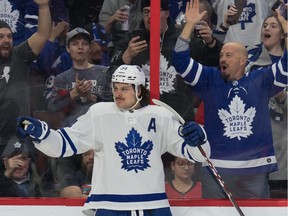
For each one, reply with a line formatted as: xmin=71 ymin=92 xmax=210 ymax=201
xmin=148 ymin=118 xmax=156 ymax=132
xmin=115 ymin=128 xmax=153 ymax=173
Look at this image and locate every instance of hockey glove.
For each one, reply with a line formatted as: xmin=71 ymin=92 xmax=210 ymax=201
xmin=16 ymin=116 xmax=50 ymax=142
xmin=179 ymin=121 xmax=207 ymax=147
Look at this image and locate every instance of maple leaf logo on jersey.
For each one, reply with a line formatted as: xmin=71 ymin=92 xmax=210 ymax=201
xmin=177 ymin=0 xmax=183 ymax=10
xmin=0 ymin=0 xmax=20 ymax=33
xmin=115 ymin=128 xmax=153 ymax=173
xmin=218 ymin=95 xmax=256 ymax=140
xmin=142 ymin=54 xmax=176 ymax=94
xmin=0 ymin=66 xmax=10 ymax=83
xmin=238 ymin=3 xmax=256 ymax=30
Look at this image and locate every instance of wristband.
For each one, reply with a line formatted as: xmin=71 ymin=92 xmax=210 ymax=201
xmin=220 ymin=23 xmax=229 ymax=32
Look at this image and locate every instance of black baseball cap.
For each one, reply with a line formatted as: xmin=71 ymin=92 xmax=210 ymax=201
xmin=1 ymin=139 xmax=29 ymax=158
xmin=0 ymin=20 xmax=12 ymax=32
xmin=141 ymin=0 xmax=170 ymax=11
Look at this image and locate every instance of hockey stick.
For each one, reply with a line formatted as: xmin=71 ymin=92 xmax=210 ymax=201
xmin=152 ymin=99 xmax=245 ymax=216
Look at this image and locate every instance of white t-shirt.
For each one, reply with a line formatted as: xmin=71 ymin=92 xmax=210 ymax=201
xmin=212 ymin=0 xmax=274 ymax=46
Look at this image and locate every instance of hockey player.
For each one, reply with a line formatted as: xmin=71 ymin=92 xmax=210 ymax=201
xmin=16 ymin=64 xmax=210 ymax=216
xmin=172 ymin=0 xmax=287 ymax=199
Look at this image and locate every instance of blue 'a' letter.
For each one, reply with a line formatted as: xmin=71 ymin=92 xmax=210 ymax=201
xmin=148 ymin=118 xmax=156 ymax=132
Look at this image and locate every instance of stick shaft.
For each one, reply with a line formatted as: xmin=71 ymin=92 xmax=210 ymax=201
xmin=197 ymin=146 xmax=245 ymax=216
xmin=152 ymin=99 xmax=245 ymax=216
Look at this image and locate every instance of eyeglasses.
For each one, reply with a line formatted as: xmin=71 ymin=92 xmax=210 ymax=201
xmin=142 ymin=9 xmax=150 ymax=17
xmin=142 ymin=8 xmax=164 ymax=17
xmin=175 ymin=161 xmax=194 ymax=168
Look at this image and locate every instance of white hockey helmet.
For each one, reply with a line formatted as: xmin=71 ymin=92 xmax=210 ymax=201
xmin=111 ymin=65 xmax=146 ymax=86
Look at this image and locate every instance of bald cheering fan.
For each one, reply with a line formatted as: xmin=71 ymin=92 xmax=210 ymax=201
xmin=172 ymin=0 xmax=288 ymax=199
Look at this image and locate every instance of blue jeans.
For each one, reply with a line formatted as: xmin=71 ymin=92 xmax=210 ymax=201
xmin=201 ymin=166 xmax=270 ymax=199
xmin=95 ymin=208 xmax=172 ymax=216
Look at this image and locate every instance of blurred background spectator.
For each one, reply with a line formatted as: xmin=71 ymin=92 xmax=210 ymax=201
xmin=0 ymin=0 xmax=51 ymax=159
xmin=59 ymin=149 xmax=94 ymax=198
xmin=98 ymin=0 xmax=143 ymax=58
xmin=211 ymin=0 xmax=275 ymax=46
xmin=0 ymin=139 xmax=55 ymax=197
xmin=64 ymin=0 xmax=103 ymax=28
xmin=245 ymin=12 xmax=287 ymax=198
xmin=165 ymin=155 xmax=202 ymax=199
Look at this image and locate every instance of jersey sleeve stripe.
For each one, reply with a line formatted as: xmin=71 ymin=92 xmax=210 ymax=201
xmin=59 ymin=128 xmax=77 ymax=155
xmin=191 ymin=63 xmax=202 ymax=86
xmin=181 ymin=58 xmax=193 ymax=77
xmin=58 ymin=130 xmax=67 ymax=157
xmin=271 ymin=58 xmax=288 ymax=88
xmin=181 ymin=142 xmax=194 ymax=161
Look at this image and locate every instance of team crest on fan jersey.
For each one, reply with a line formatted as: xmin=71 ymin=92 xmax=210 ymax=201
xmin=115 ymin=128 xmax=153 ymax=173
xmin=238 ymin=3 xmax=255 ymax=29
xmin=0 ymin=0 xmax=19 ymax=33
xmin=142 ymin=54 xmax=176 ymax=94
xmin=218 ymin=95 xmax=256 ymax=140
xmin=0 ymin=66 xmax=10 ymax=83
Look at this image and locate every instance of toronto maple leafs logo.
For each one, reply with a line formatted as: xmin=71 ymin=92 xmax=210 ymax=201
xmin=0 ymin=66 xmax=10 ymax=83
xmin=218 ymin=95 xmax=256 ymax=140
xmin=115 ymin=128 xmax=153 ymax=173
xmin=142 ymin=54 xmax=176 ymax=94
xmin=238 ymin=3 xmax=256 ymax=30
xmin=177 ymin=0 xmax=183 ymax=10
xmin=0 ymin=0 xmax=20 ymax=33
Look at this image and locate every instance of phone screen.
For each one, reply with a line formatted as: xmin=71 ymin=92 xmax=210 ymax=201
xmin=272 ymin=0 xmax=287 ymax=20
xmin=278 ymin=3 xmax=287 ymax=20
xmin=132 ymin=30 xmax=147 ymax=41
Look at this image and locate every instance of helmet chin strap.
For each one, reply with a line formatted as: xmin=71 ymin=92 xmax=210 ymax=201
xmin=128 ymin=85 xmax=142 ymax=111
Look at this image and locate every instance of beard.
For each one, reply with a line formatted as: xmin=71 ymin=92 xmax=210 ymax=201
xmin=85 ymin=166 xmax=93 ymax=182
xmin=0 ymin=49 xmax=11 ymax=59
xmin=221 ymin=71 xmax=230 ymax=82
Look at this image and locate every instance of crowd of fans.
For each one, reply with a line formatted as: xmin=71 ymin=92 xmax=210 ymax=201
xmin=0 ymin=0 xmax=286 ymax=200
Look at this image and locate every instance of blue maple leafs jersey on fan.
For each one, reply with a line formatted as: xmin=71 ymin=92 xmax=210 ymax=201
xmin=172 ymin=39 xmax=288 ymax=175
xmin=33 ymin=102 xmax=207 ymax=213
xmin=0 ymin=0 xmax=38 ymax=46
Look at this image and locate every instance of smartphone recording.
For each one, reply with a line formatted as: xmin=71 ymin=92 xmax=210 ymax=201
xmin=132 ymin=29 xmax=147 ymax=42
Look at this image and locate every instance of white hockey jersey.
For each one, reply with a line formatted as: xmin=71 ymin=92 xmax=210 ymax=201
xmin=34 ymin=102 xmax=210 ymax=214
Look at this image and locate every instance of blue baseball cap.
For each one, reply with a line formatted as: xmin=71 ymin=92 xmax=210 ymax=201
xmin=85 ymin=22 xmax=109 ymax=46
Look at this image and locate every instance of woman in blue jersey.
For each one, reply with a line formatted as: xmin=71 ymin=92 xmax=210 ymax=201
xmin=246 ymin=13 xmax=287 ymax=197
